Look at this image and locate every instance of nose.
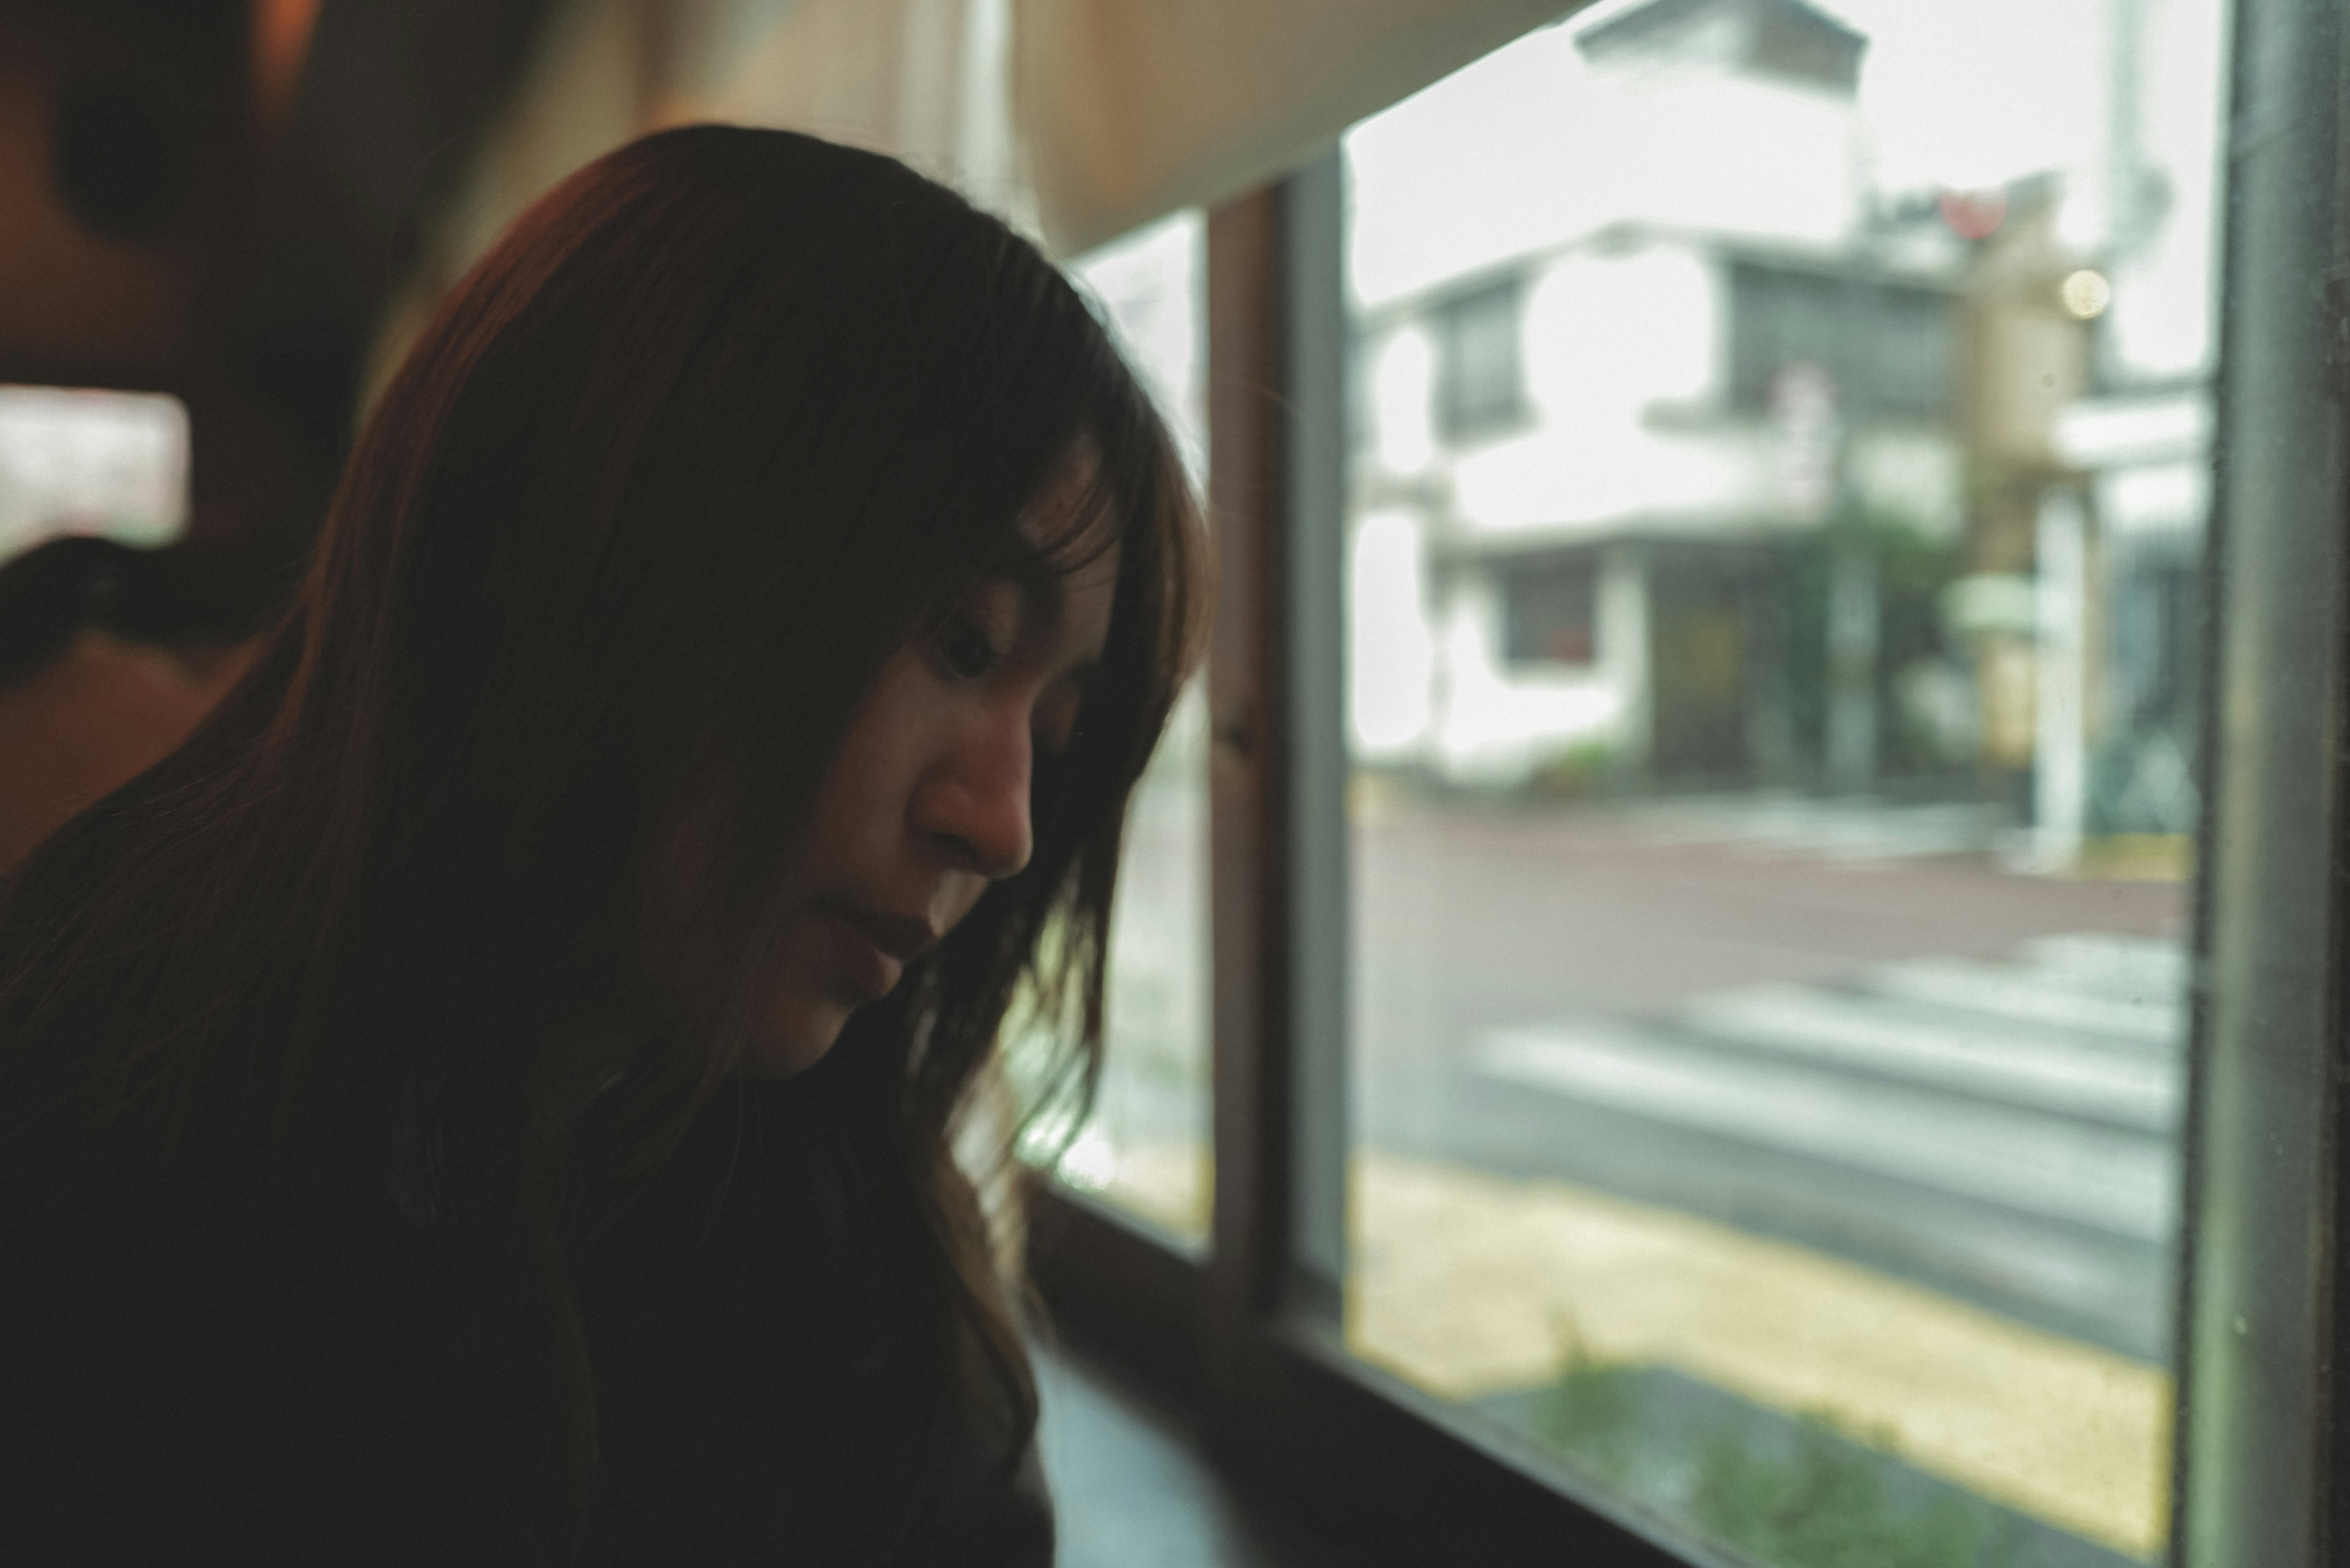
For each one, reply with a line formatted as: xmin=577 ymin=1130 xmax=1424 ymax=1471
xmin=912 ymin=711 xmax=1034 ymax=881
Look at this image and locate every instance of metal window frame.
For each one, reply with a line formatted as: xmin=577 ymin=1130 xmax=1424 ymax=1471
xmin=2175 ymin=0 xmax=2350 ymax=1564
xmin=1031 ymin=0 xmax=2350 ymax=1559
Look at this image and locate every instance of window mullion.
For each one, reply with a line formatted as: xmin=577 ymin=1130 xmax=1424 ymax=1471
xmin=1281 ymin=149 xmax=1354 ymax=1324
xmin=1202 ymin=152 xmax=1352 ymax=1341
xmin=2177 ymin=0 xmax=2350 ymax=1561
xmin=1205 ymin=182 xmax=1299 ymax=1346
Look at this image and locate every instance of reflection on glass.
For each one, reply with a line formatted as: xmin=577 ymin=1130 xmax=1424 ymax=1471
xmin=1019 ymin=211 xmax=1212 ymax=1242
xmin=1341 ymin=3 xmax=2223 ymax=1562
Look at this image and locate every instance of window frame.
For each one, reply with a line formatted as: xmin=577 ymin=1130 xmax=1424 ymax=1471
xmin=2174 ymin=0 xmax=2350 ymax=1562
xmin=1030 ymin=0 xmax=2350 ymax=1560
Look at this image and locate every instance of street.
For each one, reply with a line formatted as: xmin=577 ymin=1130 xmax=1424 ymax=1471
xmin=1354 ymin=794 xmax=2187 ymax=1364
xmin=1079 ymin=783 xmax=2189 ymax=1366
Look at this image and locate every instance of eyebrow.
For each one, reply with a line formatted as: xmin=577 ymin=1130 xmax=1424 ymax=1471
xmin=990 ymin=556 xmax=1067 ymax=631
xmin=969 ymin=565 xmax=1108 ymax=700
xmin=976 ymin=536 xmax=1105 ymax=635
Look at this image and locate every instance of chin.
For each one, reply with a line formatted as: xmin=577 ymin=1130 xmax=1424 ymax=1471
xmin=740 ymin=998 xmax=852 ymax=1078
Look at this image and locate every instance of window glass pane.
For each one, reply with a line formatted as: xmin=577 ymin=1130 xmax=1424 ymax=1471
xmin=1020 ymin=210 xmax=1212 ymax=1242
xmin=1338 ymin=3 xmax=2226 ymax=1562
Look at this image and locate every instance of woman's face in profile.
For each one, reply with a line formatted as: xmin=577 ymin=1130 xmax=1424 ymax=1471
xmin=650 ymin=462 xmax=1121 ymax=1077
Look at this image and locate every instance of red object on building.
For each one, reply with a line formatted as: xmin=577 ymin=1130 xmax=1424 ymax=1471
xmin=1938 ymin=187 xmax=2009 ymax=241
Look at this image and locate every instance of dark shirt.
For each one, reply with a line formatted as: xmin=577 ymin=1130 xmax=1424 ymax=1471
xmin=576 ymin=1066 xmax=1054 ymax=1566
xmin=0 ymin=1056 xmax=1053 ymax=1565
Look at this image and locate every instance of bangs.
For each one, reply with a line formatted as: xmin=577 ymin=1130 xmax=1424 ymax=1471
xmin=975 ymin=441 xmax=1127 ymax=589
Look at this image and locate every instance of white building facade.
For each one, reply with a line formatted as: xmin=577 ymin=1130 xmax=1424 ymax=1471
xmin=1341 ymin=0 xmax=2224 ymax=837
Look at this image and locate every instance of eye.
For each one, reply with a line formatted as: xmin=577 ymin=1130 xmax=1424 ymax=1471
xmin=934 ymin=616 xmax=1002 ymax=681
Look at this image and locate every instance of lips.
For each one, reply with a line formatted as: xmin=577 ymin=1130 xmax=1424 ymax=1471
xmin=811 ymin=901 xmax=938 ymax=1001
xmin=821 ymin=904 xmax=938 ymax=963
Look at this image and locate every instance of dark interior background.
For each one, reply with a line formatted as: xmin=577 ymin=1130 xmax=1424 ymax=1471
xmin=0 ymin=0 xmax=554 ymax=563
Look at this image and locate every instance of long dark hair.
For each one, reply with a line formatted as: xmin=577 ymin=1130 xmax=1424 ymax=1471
xmin=0 ymin=125 xmax=1206 ymax=1548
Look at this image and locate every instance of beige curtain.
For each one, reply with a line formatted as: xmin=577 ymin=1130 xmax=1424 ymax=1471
xmin=1012 ymin=0 xmax=1584 ymax=255
xmin=424 ymin=0 xmax=1587 ymax=280
xmin=674 ymin=0 xmax=1595 ymax=254
xmin=676 ymin=0 xmax=1032 ymax=227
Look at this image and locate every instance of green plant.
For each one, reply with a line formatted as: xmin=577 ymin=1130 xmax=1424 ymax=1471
xmin=1520 ymin=1337 xmax=2042 ymax=1568
xmin=1691 ymin=1411 xmax=2035 ymax=1568
xmin=1529 ymin=1331 xmax=1643 ymax=1480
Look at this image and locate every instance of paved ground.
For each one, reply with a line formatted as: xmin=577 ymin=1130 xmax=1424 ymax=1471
xmin=1348 ymin=796 xmax=2184 ymax=1361
xmin=1350 ymin=793 xmax=2180 ymax=1055
xmin=1081 ymin=790 xmax=2185 ymax=1343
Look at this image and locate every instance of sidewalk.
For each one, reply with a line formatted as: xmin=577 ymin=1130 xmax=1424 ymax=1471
xmin=1082 ymin=1143 xmax=2167 ymax=1562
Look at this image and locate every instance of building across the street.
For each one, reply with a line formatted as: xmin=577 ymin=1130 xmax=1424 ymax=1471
xmin=1334 ymin=0 xmax=2220 ymax=864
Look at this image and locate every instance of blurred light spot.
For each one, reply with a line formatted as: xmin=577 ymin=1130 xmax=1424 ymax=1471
xmin=253 ymin=0 xmax=324 ymax=130
xmin=2061 ymin=269 xmax=2112 ymax=319
xmin=1058 ymin=1128 xmax=1116 ymax=1190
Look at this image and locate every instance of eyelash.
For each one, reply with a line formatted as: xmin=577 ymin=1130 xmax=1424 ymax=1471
xmin=931 ymin=614 xmax=1089 ymax=769
xmin=935 ymin=616 xmax=1002 ymax=681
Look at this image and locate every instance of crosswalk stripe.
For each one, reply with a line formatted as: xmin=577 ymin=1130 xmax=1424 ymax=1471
xmin=1475 ymin=1019 xmax=2176 ymax=1241
xmin=2018 ymin=933 xmax=2188 ymax=1004
xmin=1855 ymin=956 xmax=2180 ymax=1047
xmin=1678 ymin=984 xmax=2180 ymax=1129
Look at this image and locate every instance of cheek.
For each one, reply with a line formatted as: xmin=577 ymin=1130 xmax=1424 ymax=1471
xmin=807 ymin=657 xmax=939 ymax=863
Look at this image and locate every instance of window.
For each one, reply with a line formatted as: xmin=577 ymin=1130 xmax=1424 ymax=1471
xmin=0 ymin=385 xmax=189 ymax=560
xmin=1429 ymin=274 xmax=1529 ymax=442
xmin=1338 ymin=7 xmax=2218 ymax=1559
xmin=1033 ymin=0 xmax=2344 ymax=1562
xmin=1500 ymin=550 xmax=1599 ymax=667
xmin=1726 ymin=261 xmax=1955 ymax=420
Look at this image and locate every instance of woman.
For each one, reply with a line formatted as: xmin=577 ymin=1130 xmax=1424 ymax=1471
xmin=0 ymin=125 xmax=1206 ymax=1564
